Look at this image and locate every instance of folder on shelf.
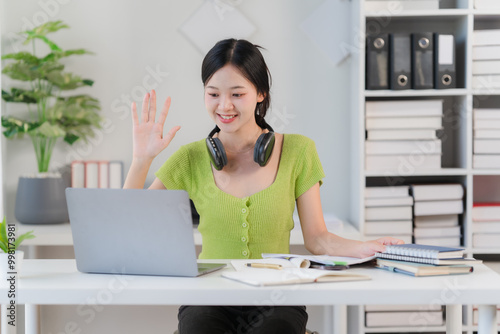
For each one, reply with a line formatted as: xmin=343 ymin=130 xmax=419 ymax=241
xmin=366 ymin=34 xmax=389 ymax=90
xmin=71 ymin=161 xmax=85 ymax=188
xmin=84 ymin=161 xmax=99 ymax=189
xmin=389 ymin=33 xmax=411 ymax=90
xmin=434 ymin=34 xmax=456 ymax=89
xmin=412 ymin=32 xmax=434 ymax=89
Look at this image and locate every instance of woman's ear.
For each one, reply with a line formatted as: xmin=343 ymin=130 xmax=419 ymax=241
xmin=257 ymin=92 xmax=265 ymax=103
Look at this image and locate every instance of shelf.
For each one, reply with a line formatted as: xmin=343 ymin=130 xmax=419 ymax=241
xmin=472 ymin=248 xmax=500 ymax=254
xmin=473 ymin=10 xmax=500 ymax=18
xmin=472 ymin=89 xmax=500 ymax=96
xmin=365 ymin=89 xmax=468 ymax=97
xmin=472 ymin=169 xmax=500 ymax=175
xmin=365 ymin=9 xmax=469 ymax=18
xmin=365 ymin=168 xmax=468 ymax=177
xmin=363 ymin=325 xmax=448 ymax=333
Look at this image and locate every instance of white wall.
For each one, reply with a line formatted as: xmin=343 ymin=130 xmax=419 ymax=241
xmin=1 ymin=0 xmax=352 ymax=222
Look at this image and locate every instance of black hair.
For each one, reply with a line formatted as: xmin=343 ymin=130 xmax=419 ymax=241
xmin=201 ymin=39 xmax=272 ymax=129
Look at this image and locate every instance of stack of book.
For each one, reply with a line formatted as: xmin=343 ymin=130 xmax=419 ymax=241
xmin=473 ymin=109 xmax=500 ymax=168
xmin=365 ymin=304 xmax=444 ymax=328
xmin=411 ymin=184 xmax=464 ymax=247
xmin=71 ymin=160 xmax=123 ymax=188
xmin=472 ymin=29 xmax=500 ymax=89
xmin=364 ymin=0 xmax=439 ymax=12
xmin=473 ymin=305 xmax=500 ymax=325
xmin=365 ymin=100 xmax=443 ymax=172
xmin=375 ymin=244 xmax=476 ymax=277
xmin=364 ymin=186 xmax=413 ymax=244
xmin=472 ymin=203 xmax=500 ymax=248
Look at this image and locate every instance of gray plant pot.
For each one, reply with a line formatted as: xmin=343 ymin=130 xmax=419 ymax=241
xmin=15 ymin=174 xmax=69 ymax=224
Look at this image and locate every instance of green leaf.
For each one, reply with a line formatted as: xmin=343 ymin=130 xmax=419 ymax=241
xmin=1 ymin=117 xmax=40 ymax=139
xmin=24 ymin=33 xmax=62 ymax=51
xmin=46 ymin=72 xmax=89 ymax=90
xmin=64 ymin=132 xmax=79 ymax=144
xmin=32 ymin=20 xmax=69 ymax=36
xmin=31 ymin=121 xmax=65 ymax=138
xmin=1 ymin=52 xmax=40 ymax=65
xmin=14 ymin=230 xmax=35 ymax=250
xmin=2 ymin=88 xmax=38 ymax=104
xmin=0 ymin=217 xmax=7 ymax=247
xmin=2 ymin=62 xmax=41 ymax=81
xmin=22 ymin=21 xmax=68 ymax=49
xmin=82 ymin=79 xmax=94 ymax=86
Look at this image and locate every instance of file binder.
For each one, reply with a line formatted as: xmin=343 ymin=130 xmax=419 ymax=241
xmin=412 ymin=32 xmax=434 ymax=89
xmin=434 ymin=34 xmax=456 ymax=89
xmin=366 ymin=34 xmax=389 ymax=90
xmin=390 ymin=33 xmax=411 ymax=90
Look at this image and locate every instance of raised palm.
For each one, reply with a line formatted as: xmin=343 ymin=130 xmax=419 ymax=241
xmin=131 ymin=90 xmax=180 ymax=160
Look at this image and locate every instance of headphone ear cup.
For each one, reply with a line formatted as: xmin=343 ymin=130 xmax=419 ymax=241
xmin=206 ymin=137 xmax=227 ymax=170
xmin=254 ymin=132 xmax=275 ymax=167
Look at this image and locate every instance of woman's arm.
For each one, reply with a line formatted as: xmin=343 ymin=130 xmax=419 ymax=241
xmin=296 ymin=183 xmax=403 ymax=258
xmin=123 ymin=90 xmax=180 ymax=189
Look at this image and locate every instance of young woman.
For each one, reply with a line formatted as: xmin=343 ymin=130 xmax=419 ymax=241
xmin=124 ymin=39 xmax=403 ymax=334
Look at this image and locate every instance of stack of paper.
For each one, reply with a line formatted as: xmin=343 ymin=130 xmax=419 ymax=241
xmin=474 ymin=0 xmax=500 ymax=10
xmin=365 ymin=100 xmax=443 ymax=172
xmin=472 ymin=203 xmax=500 ymax=248
xmin=472 ymin=29 xmax=500 ymax=89
xmin=365 ymin=305 xmax=444 ymax=328
xmin=473 ymin=109 xmax=500 ymax=168
xmin=364 ymin=0 xmax=439 ymax=12
xmin=411 ymin=184 xmax=464 ymax=247
xmin=364 ymin=186 xmax=413 ymax=244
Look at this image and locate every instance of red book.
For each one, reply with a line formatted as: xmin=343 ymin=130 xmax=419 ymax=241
xmin=472 ymin=203 xmax=500 ymax=222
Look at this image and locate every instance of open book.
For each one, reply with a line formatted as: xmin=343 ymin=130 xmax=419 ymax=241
xmin=261 ymin=253 xmax=377 ymax=266
xmin=221 ymin=258 xmax=371 ymax=287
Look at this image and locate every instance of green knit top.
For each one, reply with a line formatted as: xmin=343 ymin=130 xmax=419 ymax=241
xmin=155 ymin=134 xmax=325 ymax=259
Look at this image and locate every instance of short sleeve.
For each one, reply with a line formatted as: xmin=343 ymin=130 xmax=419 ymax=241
xmin=155 ymin=146 xmax=192 ymax=192
xmin=294 ymin=138 xmax=325 ymax=199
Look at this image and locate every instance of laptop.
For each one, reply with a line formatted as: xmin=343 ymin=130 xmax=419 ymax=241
xmin=65 ymin=188 xmax=226 ymax=277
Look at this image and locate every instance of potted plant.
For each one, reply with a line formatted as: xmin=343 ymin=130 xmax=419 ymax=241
xmin=0 ymin=217 xmax=35 ymax=279
xmin=1 ymin=20 xmax=102 ymax=224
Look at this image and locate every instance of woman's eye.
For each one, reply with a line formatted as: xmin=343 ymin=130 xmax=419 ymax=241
xmin=233 ymin=93 xmax=243 ymax=97
xmin=208 ymin=93 xmax=218 ymax=97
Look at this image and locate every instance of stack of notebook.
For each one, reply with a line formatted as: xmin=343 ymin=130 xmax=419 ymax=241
xmin=411 ymin=183 xmax=464 ymax=247
xmin=364 ymin=185 xmax=413 ymax=244
xmin=473 ymin=109 xmax=500 ymax=169
xmin=472 ymin=29 xmax=500 ymax=89
xmin=375 ymin=244 xmax=478 ymax=277
xmin=364 ymin=100 xmax=443 ymax=172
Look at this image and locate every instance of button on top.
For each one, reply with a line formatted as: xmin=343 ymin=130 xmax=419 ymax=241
xmin=241 ymin=237 xmax=246 ymax=242
xmin=241 ymin=208 xmax=247 ymax=214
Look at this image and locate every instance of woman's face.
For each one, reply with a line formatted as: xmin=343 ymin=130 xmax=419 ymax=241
xmin=204 ymin=64 xmax=264 ymax=134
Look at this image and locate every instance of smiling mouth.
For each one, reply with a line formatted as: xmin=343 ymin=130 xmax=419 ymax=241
xmin=219 ymin=114 xmax=237 ymax=120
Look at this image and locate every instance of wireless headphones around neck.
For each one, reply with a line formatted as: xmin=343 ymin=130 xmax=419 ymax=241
xmin=206 ymin=123 xmax=275 ymax=171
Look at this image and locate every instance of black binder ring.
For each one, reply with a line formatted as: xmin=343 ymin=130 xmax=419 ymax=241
xmin=398 ymin=75 xmax=408 ymax=87
xmin=418 ymin=37 xmax=430 ymax=49
xmin=442 ymin=74 xmax=452 ymax=86
xmin=374 ymin=38 xmax=385 ymax=49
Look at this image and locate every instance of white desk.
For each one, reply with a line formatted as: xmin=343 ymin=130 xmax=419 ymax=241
xmin=7 ymin=259 xmax=500 ymax=334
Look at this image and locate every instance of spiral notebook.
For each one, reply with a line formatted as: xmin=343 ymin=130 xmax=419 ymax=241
xmin=375 ymin=244 xmax=465 ymax=263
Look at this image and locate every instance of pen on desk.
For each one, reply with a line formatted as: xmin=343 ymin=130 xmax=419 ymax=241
xmin=246 ymin=263 xmax=283 ymax=270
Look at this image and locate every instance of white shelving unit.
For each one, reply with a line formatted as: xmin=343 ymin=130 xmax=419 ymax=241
xmin=349 ymin=0 xmax=500 ymax=333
